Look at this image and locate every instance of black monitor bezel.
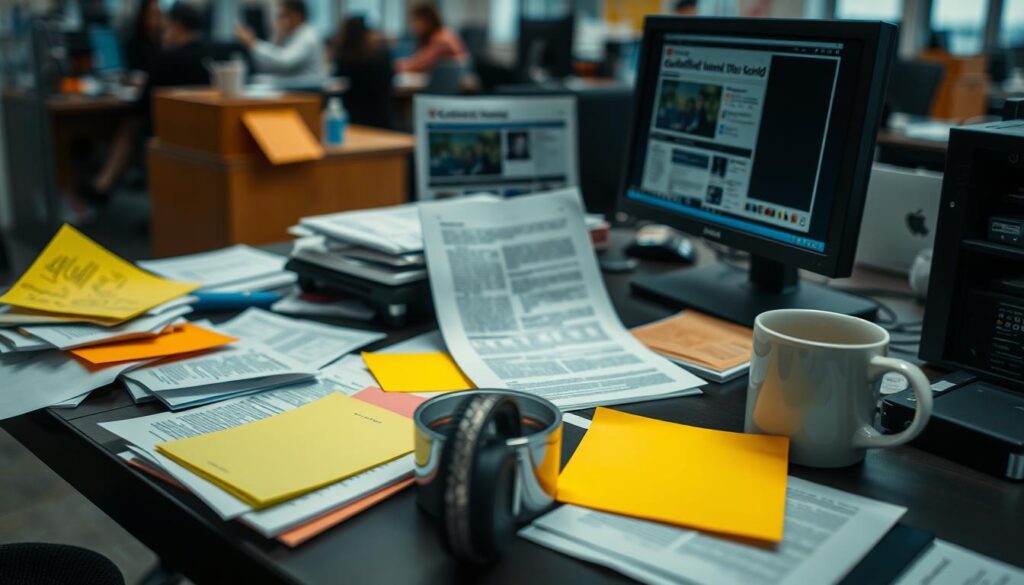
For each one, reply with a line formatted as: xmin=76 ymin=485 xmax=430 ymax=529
xmin=618 ymin=17 xmax=897 ymax=278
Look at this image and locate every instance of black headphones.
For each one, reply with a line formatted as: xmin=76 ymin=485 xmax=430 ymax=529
xmin=437 ymin=393 xmax=523 ymax=563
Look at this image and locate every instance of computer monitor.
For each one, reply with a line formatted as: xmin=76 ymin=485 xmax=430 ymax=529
xmin=88 ymin=26 xmax=123 ymax=75
xmin=518 ymin=16 xmax=575 ymax=79
xmin=619 ymin=17 xmax=897 ymax=325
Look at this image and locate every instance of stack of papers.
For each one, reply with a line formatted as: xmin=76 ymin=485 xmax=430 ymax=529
xmin=137 ymin=245 xmax=297 ymax=293
xmin=101 ymin=369 xmax=425 ymax=544
xmin=0 ymin=225 xmax=201 ymax=418
xmin=156 ymin=393 xmax=413 ymax=508
xmin=120 ymin=309 xmax=383 ymax=408
xmin=632 ymin=311 xmax=753 ymax=383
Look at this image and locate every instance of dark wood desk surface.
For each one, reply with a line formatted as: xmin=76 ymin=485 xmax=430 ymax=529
xmin=4 ymin=241 xmax=1022 ymax=584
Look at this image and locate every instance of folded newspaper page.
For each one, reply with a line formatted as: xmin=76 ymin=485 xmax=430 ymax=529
xmin=419 ymin=188 xmax=704 ymax=410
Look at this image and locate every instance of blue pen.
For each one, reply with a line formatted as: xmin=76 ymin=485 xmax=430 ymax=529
xmin=191 ymin=291 xmax=282 ymax=312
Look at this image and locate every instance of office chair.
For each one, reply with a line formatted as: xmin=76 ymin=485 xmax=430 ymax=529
xmin=887 ymin=60 xmax=945 ymax=117
xmin=0 ymin=543 xmax=125 ymax=585
xmin=495 ymin=84 xmax=634 ymax=217
xmin=459 ymin=25 xmax=489 ymax=62
xmin=517 ymin=16 xmax=575 ymax=80
xmin=423 ymin=61 xmax=466 ymax=95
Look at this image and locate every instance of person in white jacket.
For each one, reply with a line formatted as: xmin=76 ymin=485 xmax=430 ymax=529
xmin=236 ymin=0 xmax=324 ymax=78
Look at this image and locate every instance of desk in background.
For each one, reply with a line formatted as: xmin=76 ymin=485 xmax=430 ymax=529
xmin=2 ymin=233 xmax=1020 ymax=584
xmin=146 ymin=90 xmax=414 ymax=257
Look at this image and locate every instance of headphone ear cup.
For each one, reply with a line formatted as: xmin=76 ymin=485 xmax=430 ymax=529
xmin=438 ymin=394 xmax=522 ymax=563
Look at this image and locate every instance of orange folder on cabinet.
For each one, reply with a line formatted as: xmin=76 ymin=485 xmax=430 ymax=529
xmin=241 ymin=109 xmax=324 ymax=165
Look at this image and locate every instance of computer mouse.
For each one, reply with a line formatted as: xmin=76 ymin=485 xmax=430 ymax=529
xmin=625 ymin=225 xmax=697 ymax=264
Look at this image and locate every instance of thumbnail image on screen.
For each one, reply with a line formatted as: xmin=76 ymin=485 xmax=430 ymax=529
xmin=654 ymin=80 xmax=722 ymax=139
xmin=429 ymin=131 xmax=503 ymax=177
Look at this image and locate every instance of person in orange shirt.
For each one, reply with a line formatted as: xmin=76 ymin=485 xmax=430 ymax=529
xmin=396 ymin=3 xmax=467 ymax=73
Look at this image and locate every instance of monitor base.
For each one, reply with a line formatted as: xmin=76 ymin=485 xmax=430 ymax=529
xmin=631 ymin=263 xmax=878 ymax=327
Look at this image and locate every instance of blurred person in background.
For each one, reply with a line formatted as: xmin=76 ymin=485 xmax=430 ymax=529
xmin=236 ymin=0 xmax=325 ymax=78
xmin=334 ymin=16 xmax=393 ymax=128
xmin=123 ymin=0 xmax=163 ymax=80
xmin=396 ymin=3 xmax=466 ymax=73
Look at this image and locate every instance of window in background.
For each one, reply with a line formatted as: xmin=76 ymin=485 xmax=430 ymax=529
xmin=1003 ymin=0 xmax=1024 ymax=47
xmin=489 ymin=0 xmax=517 ymax=43
xmin=930 ymin=0 xmax=985 ymax=55
xmin=345 ymin=0 xmax=404 ymax=37
xmin=834 ymin=0 xmax=900 ymax=21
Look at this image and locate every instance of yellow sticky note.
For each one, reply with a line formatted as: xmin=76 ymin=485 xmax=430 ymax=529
xmin=0 ymin=225 xmax=197 ymax=320
xmin=71 ymin=323 xmax=237 ymax=364
xmin=242 ymin=109 xmax=325 ymax=165
xmin=362 ymin=352 xmax=475 ymax=393
xmin=557 ymin=408 xmax=789 ymax=542
xmin=156 ymin=393 xmax=413 ymax=508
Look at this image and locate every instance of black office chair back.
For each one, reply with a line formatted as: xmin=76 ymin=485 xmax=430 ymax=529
xmin=0 ymin=543 xmax=125 ymax=585
xmin=423 ymin=61 xmax=466 ymax=95
xmin=887 ymin=60 xmax=944 ymax=117
xmin=494 ymin=84 xmax=634 ymax=217
xmin=516 ymin=16 xmax=575 ymax=79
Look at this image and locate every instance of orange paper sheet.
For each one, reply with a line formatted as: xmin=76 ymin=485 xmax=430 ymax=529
xmin=632 ymin=310 xmax=753 ymax=372
xmin=241 ymin=109 xmax=324 ymax=165
xmin=70 ymin=323 xmax=237 ymax=364
xmin=557 ymin=408 xmax=789 ymax=542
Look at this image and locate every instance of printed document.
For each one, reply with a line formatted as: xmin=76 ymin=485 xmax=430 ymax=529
xmin=219 ymin=308 xmax=384 ymax=369
xmin=137 ymin=245 xmax=288 ymax=291
xmin=414 ymin=96 xmax=579 ymax=200
xmin=419 ymin=189 xmax=704 ymax=410
xmin=521 ymin=477 xmax=906 ymax=585
xmin=894 ymin=540 xmax=1024 ymax=585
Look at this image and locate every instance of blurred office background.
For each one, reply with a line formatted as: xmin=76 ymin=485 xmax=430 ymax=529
xmin=0 ymin=0 xmax=1014 ymax=577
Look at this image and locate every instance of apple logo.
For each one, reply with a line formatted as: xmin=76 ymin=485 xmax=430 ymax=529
xmin=906 ymin=209 xmax=928 ymax=237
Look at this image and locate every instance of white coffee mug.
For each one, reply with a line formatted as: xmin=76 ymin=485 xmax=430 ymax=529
xmin=211 ymin=60 xmax=246 ymax=98
xmin=745 ymin=309 xmax=933 ymax=468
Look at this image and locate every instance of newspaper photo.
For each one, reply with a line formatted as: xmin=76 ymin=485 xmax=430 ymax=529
xmin=419 ymin=188 xmax=704 ymax=410
xmin=414 ymin=96 xmax=579 ymax=200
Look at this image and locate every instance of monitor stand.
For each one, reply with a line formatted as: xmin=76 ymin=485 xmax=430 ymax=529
xmin=630 ymin=256 xmax=878 ymax=327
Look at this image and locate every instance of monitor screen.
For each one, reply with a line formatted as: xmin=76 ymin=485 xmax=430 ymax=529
xmin=624 ymin=30 xmax=866 ymax=256
xmin=89 ymin=27 xmax=123 ymax=74
xmin=414 ymin=95 xmax=579 ymax=200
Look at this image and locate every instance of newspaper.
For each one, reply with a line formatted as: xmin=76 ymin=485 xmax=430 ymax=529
xmin=413 ymin=96 xmax=577 ymax=201
xmin=894 ymin=540 xmax=1024 ymax=585
xmin=419 ymin=189 xmax=704 ymax=410
xmin=101 ymin=369 xmax=382 ymax=521
xmin=414 ymin=95 xmax=580 ymax=200
xmin=521 ymin=478 xmax=907 ymax=585
xmin=218 ymin=308 xmax=384 ymax=369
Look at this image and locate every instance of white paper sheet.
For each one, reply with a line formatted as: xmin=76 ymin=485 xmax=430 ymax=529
xmin=204 ymin=271 xmax=297 ymax=293
xmin=218 ymin=308 xmax=384 ymax=369
xmin=0 ymin=352 xmax=141 ymax=420
xmin=21 ymin=307 xmax=191 ymax=350
xmin=419 ymin=188 xmax=704 ymax=410
xmin=137 ymin=245 xmax=288 ymax=290
xmin=101 ymin=373 xmax=392 ymax=520
xmin=0 ymin=328 xmax=53 ymax=352
xmin=894 ymin=540 xmax=1024 ymax=585
xmin=522 ymin=478 xmax=907 ymax=585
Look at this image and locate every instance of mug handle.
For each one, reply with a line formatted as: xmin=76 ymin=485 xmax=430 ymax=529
xmin=851 ymin=356 xmax=933 ymax=449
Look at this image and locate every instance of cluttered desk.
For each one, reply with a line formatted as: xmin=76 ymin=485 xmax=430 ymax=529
xmin=1 ymin=16 xmax=1022 ymax=585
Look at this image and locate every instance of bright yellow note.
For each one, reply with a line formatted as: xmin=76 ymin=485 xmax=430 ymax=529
xmin=156 ymin=393 xmax=414 ymax=508
xmin=557 ymin=408 xmax=789 ymax=542
xmin=0 ymin=225 xmax=197 ymax=320
xmin=362 ymin=352 xmax=475 ymax=393
xmin=71 ymin=323 xmax=237 ymax=364
xmin=242 ymin=109 xmax=324 ymax=165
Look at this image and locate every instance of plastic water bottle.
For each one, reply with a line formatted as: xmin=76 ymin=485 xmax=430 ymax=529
xmin=323 ymin=97 xmax=347 ymax=146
